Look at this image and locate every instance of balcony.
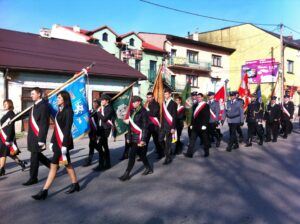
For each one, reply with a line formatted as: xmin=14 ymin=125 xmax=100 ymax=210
xmin=168 ymin=56 xmax=211 ymax=72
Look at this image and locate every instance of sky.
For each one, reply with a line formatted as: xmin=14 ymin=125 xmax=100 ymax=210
xmin=0 ymin=0 xmax=300 ymax=39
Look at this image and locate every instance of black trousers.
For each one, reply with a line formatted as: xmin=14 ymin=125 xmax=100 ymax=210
xmin=97 ymin=129 xmax=110 ymax=167
xmin=30 ymin=151 xmax=50 ymax=180
xmin=88 ymin=138 xmax=98 ymax=157
xmin=247 ymin=122 xmax=263 ymax=142
xmin=266 ymin=121 xmax=279 ymax=141
xmin=209 ymin=123 xmax=220 ymax=142
xmin=121 ymin=133 xmax=130 ymax=157
xmin=159 ymin=128 xmax=173 ymax=160
xmin=175 ymin=125 xmax=183 ymax=152
xmin=186 ymin=128 xmax=210 ymax=155
xmin=145 ymin=126 xmax=162 ymax=155
xmin=281 ymin=119 xmax=292 ymax=137
xmin=228 ymin=123 xmax=239 ymax=147
xmin=126 ymin=143 xmax=151 ymax=173
xmin=236 ymin=125 xmax=244 ymax=138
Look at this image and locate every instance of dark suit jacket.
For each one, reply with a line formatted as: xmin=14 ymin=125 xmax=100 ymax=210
xmin=0 ymin=110 xmax=17 ymax=152
xmin=127 ymin=107 xmax=149 ymax=143
xmin=191 ymin=102 xmax=210 ymax=130
xmin=161 ymin=99 xmax=177 ymax=130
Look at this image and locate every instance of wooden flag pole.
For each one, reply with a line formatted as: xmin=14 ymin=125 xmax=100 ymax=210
xmin=111 ymin=81 xmax=136 ymax=102
xmin=1 ymin=63 xmax=95 ymax=130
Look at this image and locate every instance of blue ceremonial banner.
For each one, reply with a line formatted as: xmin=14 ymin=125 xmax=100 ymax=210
xmin=48 ymin=75 xmax=90 ymax=141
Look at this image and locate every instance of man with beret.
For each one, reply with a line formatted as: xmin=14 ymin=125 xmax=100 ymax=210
xmin=281 ymin=95 xmax=294 ymax=139
xmin=184 ymin=93 xmax=210 ymax=158
xmin=159 ymin=89 xmax=177 ymax=165
xmin=207 ymin=91 xmax=221 ymax=147
xmin=94 ymin=94 xmax=114 ymax=171
xmin=119 ymin=96 xmax=153 ymax=181
xmin=83 ymin=99 xmax=100 ymax=166
xmin=225 ymin=91 xmax=244 ymax=152
xmin=264 ymin=96 xmax=281 ymax=142
xmin=245 ymin=93 xmax=264 ymax=147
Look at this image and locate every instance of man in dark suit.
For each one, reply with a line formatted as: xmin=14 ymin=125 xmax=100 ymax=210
xmin=94 ymin=94 xmax=114 ymax=171
xmin=184 ymin=93 xmax=210 ymax=158
xmin=264 ymin=96 xmax=281 ymax=142
xmin=144 ymin=92 xmax=163 ymax=159
xmin=23 ymin=87 xmax=50 ymax=186
xmin=281 ymin=95 xmax=294 ymax=139
xmin=159 ymin=89 xmax=177 ymax=165
xmin=207 ymin=91 xmax=221 ymax=148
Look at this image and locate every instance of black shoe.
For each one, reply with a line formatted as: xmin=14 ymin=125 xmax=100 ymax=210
xmin=137 ymin=157 xmax=142 ymax=162
xmin=18 ymin=161 xmax=27 ymax=171
xmin=93 ymin=165 xmax=103 ymax=172
xmin=23 ymin=178 xmax=38 ymax=186
xmin=283 ymin=135 xmax=287 ymax=139
xmin=245 ymin=143 xmax=252 ymax=147
xmin=119 ymin=171 xmax=130 ymax=181
xmin=82 ymin=159 xmax=92 ymax=167
xmin=272 ymin=139 xmax=277 ymax=142
xmin=0 ymin=167 xmax=5 ymax=176
xmin=163 ymin=158 xmax=172 ymax=165
xmin=65 ymin=183 xmax=80 ymax=194
xmin=233 ymin=144 xmax=239 ymax=149
xmin=32 ymin=189 xmax=48 ymax=200
xmin=265 ymin=138 xmax=271 ymax=142
xmin=226 ymin=146 xmax=232 ymax=152
xmin=184 ymin=153 xmax=193 ymax=158
xmin=141 ymin=168 xmax=153 ymax=176
xmin=203 ymin=152 xmax=210 ymax=158
xmin=258 ymin=140 xmax=263 ymax=146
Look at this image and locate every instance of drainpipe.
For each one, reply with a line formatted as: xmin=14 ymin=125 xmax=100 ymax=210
xmin=4 ymin=68 xmax=9 ymax=99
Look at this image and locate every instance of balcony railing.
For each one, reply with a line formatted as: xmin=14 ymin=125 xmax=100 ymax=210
xmin=168 ymin=56 xmax=211 ymax=71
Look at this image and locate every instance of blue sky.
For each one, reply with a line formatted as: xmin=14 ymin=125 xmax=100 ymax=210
xmin=1 ymin=0 xmax=299 ymax=39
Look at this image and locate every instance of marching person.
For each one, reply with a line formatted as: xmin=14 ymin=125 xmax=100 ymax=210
xmin=144 ymin=92 xmax=163 ymax=159
xmin=0 ymin=99 xmax=26 ymax=175
xmin=159 ymin=89 xmax=177 ymax=165
xmin=21 ymin=87 xmax=50 ymax=186
xmin=236 ymin=91 xmax=245 ymax=143
xmin=83 ymin=99 xmax=100 ymax=167
xmin=281 ymin=95 xmax=294 ymax=139
xmin=225 ymin=91 xmax=244 ymax=152
xmin=32 ymin=91 xmax=80 ymax=200
xmin=94 ymin=94 xmax=114 ymax=171
xmin=188 ymin=91 xmax=198 ymax=138
xmin=207 ymin=91 xmax=221 ymax=148
xmin=175 ymin=96 xmax=185 ymax=154
xmin=184 ymin=93 xmax=210 ymax=158
xmin=264 ymin=96 xmax=281 ymax=142
xmin=245 ymin=93 xmax=264 ymax=147
xmin=119 ymin=96 xmax=153 ymax=181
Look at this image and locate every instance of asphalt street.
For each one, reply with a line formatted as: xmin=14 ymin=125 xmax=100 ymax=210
xmin=1 ymin=125 xmax=300 ymax=224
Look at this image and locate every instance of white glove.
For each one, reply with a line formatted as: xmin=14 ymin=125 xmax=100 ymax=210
xmin=201 ymin=125 xmax=207 ymax=130
xmin=38 ymin=142 xmax=46 ymax=149
xmin=5 ymin=141 xmax=12 ymax=146
xmin=61 ymin=146 xmax=67 ymax=155
xmin=189 ymin=125 xmax=193 ymax=129
xmin=49 ymin=143 xmax=53 ymax=152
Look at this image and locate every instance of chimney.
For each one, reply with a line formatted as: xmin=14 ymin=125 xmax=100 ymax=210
xmin=73 ymin=25 xmax=80 ymax=33
xmin=187 ymin=31 xmax=191 ymax=39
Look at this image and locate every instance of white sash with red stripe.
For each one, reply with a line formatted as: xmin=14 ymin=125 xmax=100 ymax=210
xmin=149 ymin=116 xmax=161 ymax=127
xmin=54 ymin=114 xmax=68 ymax=165
xmin=99 ymin=106 xmax=114 ymax=138
xmin=209 ymin=109 xmax=217 ymax=121
xmin=90 ymin=117 xmax=97 ymax=131
xmin=177 ymin=105 xmax=184 ymax=113
xmin=129 ymin=116 xmax=142 ymax=144
xmin=163 ymin=102 xmax=173 ymax=127
xmin=30 ymin=108 xmax=39 ymax=137
xmin=194 ymin=102 xmax=207 ymax=118
xmin=0 ymin=123 xmax=18 ymax=155
xmin=282 ymin=104 xmax=291 ymax=117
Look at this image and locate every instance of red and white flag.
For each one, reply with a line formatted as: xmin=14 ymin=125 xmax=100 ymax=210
xmin=238 ymin=73 xmax=251 ymax=111
xmin=214 ymin=85 xmax=226 ymax=121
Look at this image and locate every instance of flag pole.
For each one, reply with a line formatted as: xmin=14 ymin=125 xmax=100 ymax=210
xmin=111 ymin=81 xmax=136 ymax=101
xmin=1 ymin=63 xmax=95 ymax=130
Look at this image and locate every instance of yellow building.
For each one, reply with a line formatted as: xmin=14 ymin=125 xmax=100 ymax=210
xmin=192 ymin=23 xmax=300 ymax=104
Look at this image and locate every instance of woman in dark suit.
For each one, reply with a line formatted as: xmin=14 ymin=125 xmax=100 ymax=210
xmin=32 ymin=91 xmax=80 ymax=200
xmin=0 ymin=100 xmax=20 ymax=175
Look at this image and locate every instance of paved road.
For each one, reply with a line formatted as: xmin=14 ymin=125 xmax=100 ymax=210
xmin=1 ymin=126 xmax=300 ymax=224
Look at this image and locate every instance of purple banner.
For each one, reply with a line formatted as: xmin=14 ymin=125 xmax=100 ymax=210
xmin=241 ymin=58 xmax=279 ymax=84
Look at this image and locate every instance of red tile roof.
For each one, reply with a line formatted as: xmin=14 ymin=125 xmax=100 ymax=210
xmin=142 ymin=42 xmax=166 ymax=53
xmin=0 ymin=29 xmax=146 ymax=80
xmin=118 ymin=32 xmax=144 ymax=41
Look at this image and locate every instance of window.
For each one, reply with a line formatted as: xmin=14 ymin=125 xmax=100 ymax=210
xmin=186 ymin=75 xmax=198 ymax=87
xmin=287 ymin=60 xmax=294 ymax=73
xmin=171 ymin=49 xmax=177 ymax=57
xmin=129 ymin=38 xmax=135 ymax=46
xmin=212 ymin=55 xmax=222 ymax=67
xmin=187 ymin=50 xmax=198 ymax=64
xmin=135 ymin=60 xmax=141 ymax=71
xmin=102 ymin=32 xmax=108 ymax=42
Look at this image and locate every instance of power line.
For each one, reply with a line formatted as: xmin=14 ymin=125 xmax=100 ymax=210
xmin=140 ymin=0 xmax=279 ymax=27
xmin=284 ymin=25 xmax=300 ymax=36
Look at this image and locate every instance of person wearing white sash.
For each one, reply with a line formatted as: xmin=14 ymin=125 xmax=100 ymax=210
xmin=175 ymin=96 xmax=185 ymax=154
xmin=119 ymin=96 xmax=153 ymax=181
xmin=32 ymin=91 xmax=80 ymax=200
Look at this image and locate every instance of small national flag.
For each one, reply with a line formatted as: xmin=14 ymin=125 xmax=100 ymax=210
xmin=48 ymin=74 xmax=90 ymax=141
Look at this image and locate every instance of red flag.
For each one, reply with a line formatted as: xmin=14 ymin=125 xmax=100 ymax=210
xmin=214 ymin=85 xmax=226 ymax=120
xmin=238 ymin=73 xmax=251 ymax=111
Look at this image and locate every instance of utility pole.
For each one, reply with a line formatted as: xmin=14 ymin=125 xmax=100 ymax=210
xmin=280 ymin=23 xmax=284 ymax=102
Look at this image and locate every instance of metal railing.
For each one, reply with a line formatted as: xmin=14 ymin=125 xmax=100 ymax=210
xmin=168 ymin=56 xmax=211 ymax=71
